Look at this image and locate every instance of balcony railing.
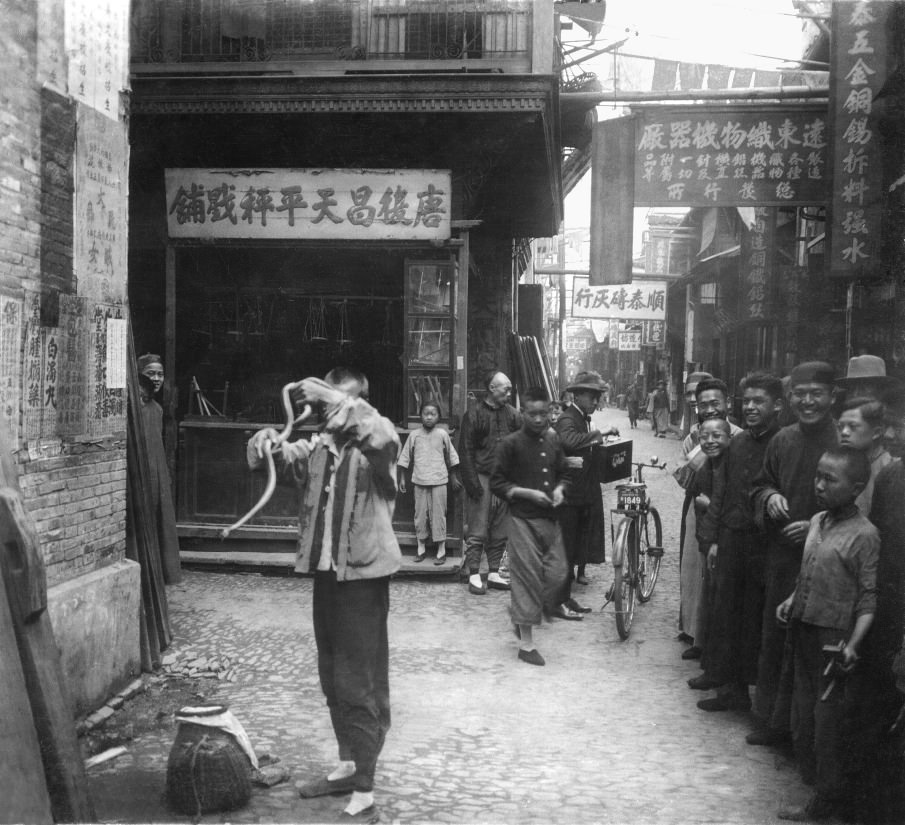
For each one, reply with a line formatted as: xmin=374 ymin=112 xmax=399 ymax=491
xmin=131 ymin=0 xmax=533 ymax=71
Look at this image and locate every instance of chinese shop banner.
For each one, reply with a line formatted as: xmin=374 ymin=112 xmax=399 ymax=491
xmin=165 ymin=169 xmax=451 ymax=241
xmin=827 ymin=1 xmax=893 ymax=279
xmin=633 ymin=105 xmax=829 ymax=206
xmin=740 ymin=207 xmax=775 ymax=322
xmin=571 ymin=278 xmax=667 ymax=321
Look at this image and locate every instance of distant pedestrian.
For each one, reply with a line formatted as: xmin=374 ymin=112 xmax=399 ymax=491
xmin=651 ymin=380 xmax=669 ymax=437
xmin=247 ymin=368 xmax=399 ymax=823
xmin=490 ymin=386 xmax=570 ymax=666
xmin=625 ymin=382 xmax=641 ymax=429
xmin=749 ymin=362 xmax=839 ymax=747
xmin=548 ymin=400 xmax=564 ymax=427
xmin=775 ymin=448 xmax=878 ymax=823
xmin=397 ymin=400 xmax=462 ymax=565
xmin=458 ymin=371 xmax=520 ymax=595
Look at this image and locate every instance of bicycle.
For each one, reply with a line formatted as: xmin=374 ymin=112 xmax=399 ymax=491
xmin=606 ymin=457 xmax=666 ymax=640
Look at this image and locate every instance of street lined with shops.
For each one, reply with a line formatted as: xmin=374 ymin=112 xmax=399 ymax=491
xmin=87 ymin=418 xmax=807 ymax=824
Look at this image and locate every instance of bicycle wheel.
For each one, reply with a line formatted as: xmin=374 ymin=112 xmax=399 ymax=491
xmin=636 ymin=506 xmax=664 ymax=603
xmin=611 ymin=518 xmax=636 ymax=640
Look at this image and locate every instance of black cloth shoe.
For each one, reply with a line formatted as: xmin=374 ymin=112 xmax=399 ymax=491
xmin=697 ymin=693 xmax=751 ymax=712
xmin=518 ymin=648 xmax=545 ymax=666
xmin=746 ymin=727 xmax=791 ymax=746
xmin=565 ymin=598 xmax=592 ymax=614
xmin=687 ymin=674 xmax=721 ymax=690
xmin=681 ymin=645 xmax=702 ymax=660
xmin=550 ymin=604 xmax=584 ymax=621
xmin=778 ymin=795 xmax=837 ymax=822
xmin=468 ymin=581 xmax=486 ymax=595
xmin=413 ymin=553 xmax=426 ymax=563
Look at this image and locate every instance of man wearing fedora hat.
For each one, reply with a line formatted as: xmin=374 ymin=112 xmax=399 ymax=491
xmin=553 ymin=370 xmax=620 ymax=619
xmin=837 ymin=354 xmax=905 ymax=454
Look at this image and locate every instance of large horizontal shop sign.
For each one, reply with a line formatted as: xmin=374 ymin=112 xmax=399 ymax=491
xmin=571 ymin=277 xmax=667 ymax=321
xmin=165 ymin=169 xmax=451 ymax=241
xmin=633 ymin=105 xmax=829 ymax=206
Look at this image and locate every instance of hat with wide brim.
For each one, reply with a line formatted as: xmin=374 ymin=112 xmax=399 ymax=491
xmin=836 ymin=355 xmax=901 ymax=388
xmin=566 ymin=370 xmax=607 ymax=394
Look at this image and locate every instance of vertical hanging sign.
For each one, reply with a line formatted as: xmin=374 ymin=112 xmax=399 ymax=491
xmin=740 ymin=207 xmax=775 ymax=321
xmin=827 ymin=1 xmax=892 ymax=279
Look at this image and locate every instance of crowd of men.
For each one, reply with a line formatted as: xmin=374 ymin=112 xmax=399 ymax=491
xmin=673 ymin=355 xmax=905 ymax=824
xmin=244 ymin=356 xmax=905 ymax=824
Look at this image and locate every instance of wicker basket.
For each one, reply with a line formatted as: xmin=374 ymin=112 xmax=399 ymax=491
xmin=166 ymin=721 xmax=252 ymax=815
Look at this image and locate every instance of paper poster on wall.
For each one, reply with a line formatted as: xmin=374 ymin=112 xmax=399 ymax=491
xmin=105 ymin=318 xmax=127 ymax=389
xmin=38 ymin=0 xmax=67 ymax=93
xmin=23 ymin=293 xmax=45 ymax=441
xmin=65 ymin=0 xmax=129 ymax=119
xmin=58 ymin=295 xmax=88 ymax=437
xmin=88 ymin=302 xmax=126 ymax=436
xmin=74 ymin=108 xmax=128 ymax=302
xmin=0 ymin=293 xmax=23 ymax=446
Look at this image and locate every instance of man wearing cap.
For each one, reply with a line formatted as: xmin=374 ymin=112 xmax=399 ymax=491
xmin=459 ymin=371 xmax=522 ymax=595
xmin=553 ymin=370 xmax=620 ymax=619
xmin=748 ymin=361 xmax=839 ymax=746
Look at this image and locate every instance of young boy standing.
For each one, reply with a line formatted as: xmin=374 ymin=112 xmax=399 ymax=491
xmin=490 ymin=387 xmax=570 ymax=666
xmin=775 ymin=447 xmax=878 ymax=822
xmin=397 ymin=401 xmax=462 ymax=564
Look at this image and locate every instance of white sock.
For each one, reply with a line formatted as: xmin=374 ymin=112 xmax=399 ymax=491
xmin=327 ymin=761 xmax=355 ymax=781
xmin=344 ymin=790 xmax=374 ymax=815
xmin=469 ymin=573 xmax=483 ymax=588
xmin=416 ymin=541 xmax=426 ymax=556
xmin=436 ymin=541 xmax=446 ymax=559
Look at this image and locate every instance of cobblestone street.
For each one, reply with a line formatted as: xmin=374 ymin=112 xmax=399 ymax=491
xmin=87 ymin=412 xmax=808 ymax=824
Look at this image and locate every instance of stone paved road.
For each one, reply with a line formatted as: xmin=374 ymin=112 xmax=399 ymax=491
xmin=87 ymin=411 xmax=808 ymax=824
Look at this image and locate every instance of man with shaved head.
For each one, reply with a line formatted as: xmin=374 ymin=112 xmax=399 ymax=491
xmin=459 ymin=370 xmax=522 ymax=595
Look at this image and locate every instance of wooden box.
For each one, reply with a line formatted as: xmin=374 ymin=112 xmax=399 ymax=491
xmin=591 ymin=439 xmax=633 ymax=484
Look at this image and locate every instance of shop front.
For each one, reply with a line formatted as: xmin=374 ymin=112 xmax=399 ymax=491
xmin=139 ymin=167 xmax=472 ymax=563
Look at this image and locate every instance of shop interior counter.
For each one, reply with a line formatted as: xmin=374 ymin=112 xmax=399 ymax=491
xmin=176 ymin=418 xmax=461 ymax=551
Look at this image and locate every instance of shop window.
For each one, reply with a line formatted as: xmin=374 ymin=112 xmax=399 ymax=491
xmin=405 ymin=260 xmax=455 ymax=422
xmin=698 ymin=282 xmax=718 ymax=305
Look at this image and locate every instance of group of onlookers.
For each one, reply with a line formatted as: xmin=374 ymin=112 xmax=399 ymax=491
xmin=674 ymin=355 xmax=905 ymax=823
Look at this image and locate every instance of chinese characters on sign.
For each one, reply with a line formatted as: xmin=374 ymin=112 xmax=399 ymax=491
xmin=634 ymin=106 xmax=829 ymax=206
xmin=618 ymin=331 xmax=642 ymax=351
xmin=58 ymin=296 xmax=88 ymax=437
xmin=571 ymin=278 xmax=667 ymax=321
xmin=66 ymin=0 xmax=128 ymax=119
xmin=105 ymin=318 xmax=126 ymax=389
xmin=828 ymin=1 xmax=890 ymax=278
xmin=75 ymin=108 xmax=128 ymax=302
xmin=165 ymin=169 xmax=452 ymax=241
xmin=23 ymin=294 xmax=45 ymax=441
xmin=0 ymin=294 xmax=23 ymax=445
xmin=643 ymin=320 xmax=665 ymax=347
xmin=740 ymin=207 xmax=775 ymax=321
xmin=89 ymin=303 xmax=126 ymax=437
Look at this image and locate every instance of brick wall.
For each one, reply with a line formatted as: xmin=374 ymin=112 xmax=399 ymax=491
xmin=0 ymin=2 xmax=131 ymax=587
xmin=18 ymin=447 xmax=128 ymax=588
xmin=0 ymin=0 xmax=41 ymax=297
